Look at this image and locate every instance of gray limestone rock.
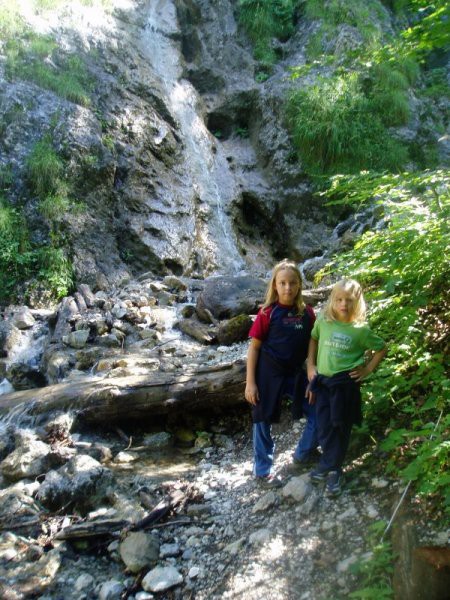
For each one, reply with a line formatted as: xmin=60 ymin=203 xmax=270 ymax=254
xmin=12 ymin=307 xmax=36 ymax=330
xmin=119 ymin=531 xmax=160 ymax=573
xmin=36 ymin=454 xmax=113 ymax=512
xmin=142 ymin=566 xmax=183 ymax=593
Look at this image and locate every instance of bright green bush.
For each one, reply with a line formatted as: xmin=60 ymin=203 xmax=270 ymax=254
xmin=286 ymin=72 xmax=408 ymax=173
xmin=349 ymin=521 xmax=394 ymax=599
xmin=1 ymin=133 xmax=75 ymax=302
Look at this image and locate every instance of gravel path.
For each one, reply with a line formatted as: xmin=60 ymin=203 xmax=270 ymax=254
xmin=2 ymin=406 xmax=403 ymax=600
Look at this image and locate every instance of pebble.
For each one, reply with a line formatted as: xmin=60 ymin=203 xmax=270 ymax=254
xmin=188 ymin=566 xmax=200 ymax=578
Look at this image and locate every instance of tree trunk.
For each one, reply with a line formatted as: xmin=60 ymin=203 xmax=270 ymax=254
xmin=0 ymin=359 xmax=247 ymax=424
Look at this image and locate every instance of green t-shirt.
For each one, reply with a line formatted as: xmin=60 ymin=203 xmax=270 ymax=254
xmin=311 ymin=317 xmax=386 ymax=377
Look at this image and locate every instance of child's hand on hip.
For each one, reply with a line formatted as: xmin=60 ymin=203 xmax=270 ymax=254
xmin=350 ymin=365 xmax=371 ymax=382
xmin=245 ymin=383 xmax=259 ymax=405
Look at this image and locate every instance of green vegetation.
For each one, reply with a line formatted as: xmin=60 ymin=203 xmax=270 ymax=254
xmin=286 ymin=71 xmax=409 ymax=174
xmin=349 ymin=521 xmax=394 ymax=599
xmin=317 ymin=169 xmax=450 ymax=516
xmin=0 ymin=1 xmax=92 ymax=106
xmin=0 ymin=133 xmax=77 ymax=302
xmin=304 ymin=0 xmax=387 ymax=58
xmin=0 ymin=198 xmax=73 ymax=303
xmin=237 ymin=0 xmax=298 ymax=69
xmin=26 ymin=136 xmax=64 ymax=197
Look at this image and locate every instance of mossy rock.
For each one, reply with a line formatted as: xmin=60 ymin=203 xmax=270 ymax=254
xmin=217 ymin=314 xmax=253 ymax=345
xmin=174 ymin=428 xmax=196 ymax=447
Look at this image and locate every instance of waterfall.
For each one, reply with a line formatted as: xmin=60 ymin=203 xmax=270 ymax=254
xmin=141 ymin=0 xmax=244 ymax=275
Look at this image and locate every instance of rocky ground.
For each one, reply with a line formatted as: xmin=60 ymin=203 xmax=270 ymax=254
xmin=1 ymin=401 xmax=423 ymax=600
xmin=1 ymin=277 xmax=448 ymax=599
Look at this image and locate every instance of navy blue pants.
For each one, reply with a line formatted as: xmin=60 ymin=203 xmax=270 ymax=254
xmin=316 ymin=403 xmax=352 ymax=473
xmin=312 ymin=372 xmax=361 ymax=473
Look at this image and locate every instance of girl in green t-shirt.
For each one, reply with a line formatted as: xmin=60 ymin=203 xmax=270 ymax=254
xmin=306 ymin=278 xmax=387 ymax=497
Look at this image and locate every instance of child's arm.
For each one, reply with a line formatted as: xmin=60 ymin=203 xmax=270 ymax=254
xmin=245 ymin=338 xmax=262 ymax=405
xmin=307 ymin=338 xmax=318 ymax=381
xmin=350 ymin=347 xmax=387 ymax=382
xmin=306 ymin=338 xmax=318 ymax=404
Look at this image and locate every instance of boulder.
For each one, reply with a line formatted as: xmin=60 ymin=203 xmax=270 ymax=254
xmin=196 ymin=276 xmax=266 ymax=321
xmin=1 ymin=439 xmax=51 ymax=482
xmin=6 ymin=363 xmax=46 ymax=390
xmin=12 ymin=307 xmax=36 ymax=330
xmin=36 ymin=454 xmax=113 ymax=512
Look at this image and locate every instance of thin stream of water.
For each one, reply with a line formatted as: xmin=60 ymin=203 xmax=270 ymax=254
xmin=142 ymin=0 xmax=244 ymax=275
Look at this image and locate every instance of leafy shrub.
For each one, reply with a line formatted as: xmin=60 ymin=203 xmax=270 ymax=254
xmin=349 ymin=521 xmax=394 ymax=599
xmin=317 ymin=170 xmax=450 ymax=513
xmin=38 ymin=194 xmax=70 ymax=222
xmin=0 ymin=198 xmax=73 ymax=302
xmin=0 ymin=200 xmax=31 ymax=301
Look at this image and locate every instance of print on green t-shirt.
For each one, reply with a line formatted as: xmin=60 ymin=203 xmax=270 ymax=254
xmin=311 ymin=317 xmax=385 ymax=377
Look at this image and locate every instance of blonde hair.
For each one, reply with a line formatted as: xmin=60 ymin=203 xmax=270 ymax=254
xmin=262 ymin=259 xmax=304 ymax=314
xmin=323 ymin=278 xmax=366 ymax=323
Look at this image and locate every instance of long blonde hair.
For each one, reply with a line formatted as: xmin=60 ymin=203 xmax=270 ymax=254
xmin=323 ymin=278 xmax=366 ymax=323
xmin=262 ymin=259 xmax=304 ymax=314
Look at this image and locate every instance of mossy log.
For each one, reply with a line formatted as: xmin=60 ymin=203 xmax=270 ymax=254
xmin=0 ymin=359 xmax=247 ymax=424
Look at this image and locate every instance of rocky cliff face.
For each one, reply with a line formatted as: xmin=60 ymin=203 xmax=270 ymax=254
xmin=0 ymin=0 xmax=342 ymax=293
xmin=2 ymin=0 xmax=445 ymax=294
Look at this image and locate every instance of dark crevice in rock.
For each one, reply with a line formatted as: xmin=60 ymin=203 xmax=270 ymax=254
xmin=234 ymin=192 xmax=287 ymax=258
xmin=163 ymin=258 xmax=184 ymax=276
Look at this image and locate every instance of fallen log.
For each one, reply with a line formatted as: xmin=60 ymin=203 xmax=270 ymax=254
xmin=0 ymin=358 xmax=247 ymax=424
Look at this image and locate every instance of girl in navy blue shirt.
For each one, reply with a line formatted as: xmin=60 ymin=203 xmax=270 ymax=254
xmin=245 ymin=259 xmax=316 ymax=485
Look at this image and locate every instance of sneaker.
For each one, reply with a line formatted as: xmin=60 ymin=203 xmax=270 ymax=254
xmin=325 ymin=471 xmax=342 ymax=497
xmin=309 ymin=467 xmax=329 ymax=483
xmin=255 ymin=474 xmax=283 ymax=489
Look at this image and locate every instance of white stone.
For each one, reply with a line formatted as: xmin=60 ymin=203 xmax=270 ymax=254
xmin=114 ymin=451 xmax=138 ymax=463
xmin=249 ymin=528 xmax=271 ymax=545
xmin=99 ymin=579 xmax=124 ymax=600
xmin=188 ymin=566 xmax=200 ymax=579
xmin=13 ymin=307 xmax=35 ymax=329
xmin=75 ymin=573 xmax=95 ymax=592
xmin=337 ymin=554 xmax=359 ymax=573
xmin=224 ymin=537 xmax=246 ymax=555
xmin=282 ymin=476 xmax=310 ymax=502
xmin=159 ymin=543 xmax=180 ymax=558
xmin=320 ymin=520 xmax=334 ymax=531
xmin=119 ymin=531 xmax=159 ymax=573
xmin=337 ymin=506 xmax=358 ymax=520
xmin=142 ymin=566 xmax=183 ymax=593
xmin=135 ymin=592 xmax=155 ymax=600
xmin=371 ymin=477 xmax=389 ymax=488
